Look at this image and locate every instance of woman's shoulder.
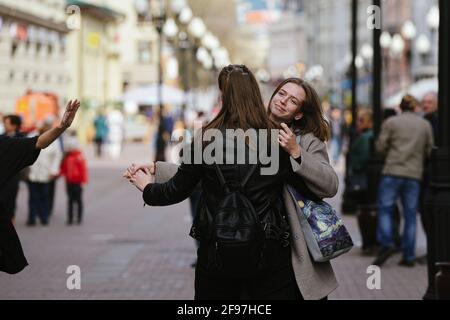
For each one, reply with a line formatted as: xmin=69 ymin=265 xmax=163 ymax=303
xmin=299 ymin=132 xmax=326 ymax=150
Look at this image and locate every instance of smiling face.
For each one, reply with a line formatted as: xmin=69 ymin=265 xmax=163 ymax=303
xmin=269 ymin=82 xmax=305 ymax=124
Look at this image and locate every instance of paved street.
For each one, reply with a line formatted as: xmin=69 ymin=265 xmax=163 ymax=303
xmin=0 ymin=142 xmax=428 ymax=300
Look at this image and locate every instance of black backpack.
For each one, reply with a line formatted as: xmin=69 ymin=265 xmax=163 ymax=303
xmin=190 ymin=163 xmax=286 ymax=278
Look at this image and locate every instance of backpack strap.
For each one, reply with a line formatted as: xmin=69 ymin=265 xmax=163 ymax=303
xmin=213 ymin=163 xmax=229 ymax=192
xmin=241 ymin=164 xmax=258 ymax=188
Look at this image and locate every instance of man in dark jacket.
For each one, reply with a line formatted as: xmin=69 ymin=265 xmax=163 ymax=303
xmin=1 ymin=115 xmax=25 ymax=224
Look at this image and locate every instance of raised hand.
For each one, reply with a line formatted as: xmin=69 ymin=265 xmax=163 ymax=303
xmin=59 ymin=100 xmax=81 ymax=129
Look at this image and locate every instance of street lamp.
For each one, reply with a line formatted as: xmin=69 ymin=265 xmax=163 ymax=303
xmin=380 ymin=31 xmax=392 ymax=49
xmin=427 ymin=5 xmax=440 ymax=31
xmin=416 ymin=34 xmax=431 ymax=64
xmin=401 ymin=20 xmax=417 ymax=40
xmin=163 ymin=18 xmax=178 ymax=38
xmin=427 ymin=5 xmax=440 ymax=67
xmin=390 ymin=33 xmax=405 ymax=57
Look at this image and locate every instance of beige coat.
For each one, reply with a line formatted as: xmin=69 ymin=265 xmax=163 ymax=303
xmin=154 ymin=132 xmax=339 ymax=300
xmin=376 ymin=112 xmax=434 ymax=181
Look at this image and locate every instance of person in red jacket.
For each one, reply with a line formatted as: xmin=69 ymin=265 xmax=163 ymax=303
xmin=60 ymin=133 xmax=88 ymax=225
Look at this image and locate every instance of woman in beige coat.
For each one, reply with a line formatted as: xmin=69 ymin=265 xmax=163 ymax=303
xmin=127 ymin=78 xmax=339 ymax=300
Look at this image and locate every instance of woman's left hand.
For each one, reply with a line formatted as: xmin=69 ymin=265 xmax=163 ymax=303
xmin=279 ymin=123 xmax=301 ymax=159
xmin=128 ymin=168 xmax=154 ymax=192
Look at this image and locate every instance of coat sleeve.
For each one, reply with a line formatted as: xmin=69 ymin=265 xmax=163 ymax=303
xmin=155 ymin=162 xmax=180 ymax=183
xmin=290 ymin=134 xmax=338 ymax=199
xmin=376 ymin=120 xmax=391 ymax=156
xmin=143 ymin=144 xmax=202 ymax=206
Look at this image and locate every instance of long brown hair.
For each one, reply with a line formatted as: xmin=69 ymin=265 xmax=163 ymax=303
xmin=268 ymin=78 xmax=331 ymax=142
xmin=205 ymin=65 xmax=277 ymax=131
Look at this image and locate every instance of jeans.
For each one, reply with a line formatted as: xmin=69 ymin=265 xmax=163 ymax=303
xmin=377 ymin=176 xmax=421 ymax=262
xmin=330 ymin=137 xmax=342 ymax=164
xmin=28 ymin=182 xmax=50 ymax=225
xmin=66 ymin=183 xmax=83 ymax=224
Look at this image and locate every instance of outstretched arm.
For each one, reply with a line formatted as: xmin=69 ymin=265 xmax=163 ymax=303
xmin=36 ymin=100 xmax=80 ymax=149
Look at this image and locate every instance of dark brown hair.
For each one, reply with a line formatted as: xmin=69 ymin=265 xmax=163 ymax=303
xmin=268 ymin=78 xmax=331 ymax=142
xmin=205 ymin=65 xmax=277 ymax=132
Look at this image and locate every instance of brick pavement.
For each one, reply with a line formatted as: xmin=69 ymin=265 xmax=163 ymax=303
xmin=0 ymin=143 xmax=428 ymax=300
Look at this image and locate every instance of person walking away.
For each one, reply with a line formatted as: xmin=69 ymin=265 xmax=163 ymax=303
xmin=60 ymin=134 xmax=88 ymax=225
xmin=107 ymin=110 xmax=124 ymax=159
xmin=329 ymin=107 xmax=346 ymax=165
xmin=27 ymin=122 xmax=63 ymax=226
xmin=1 ymin=115 xmax=25 ymax=224
xmin=373 ymin=95 xmax=434 ymax=267
xmin=93 ymin=112 xmax=108 ymax=158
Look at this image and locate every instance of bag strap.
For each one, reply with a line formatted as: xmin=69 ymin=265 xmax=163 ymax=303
xmin=213 ymin=163 xmax=258 ymax=192
xmin=213 ymin=163 xmax=227 ymax=187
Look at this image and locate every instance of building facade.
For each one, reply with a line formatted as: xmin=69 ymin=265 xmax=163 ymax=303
xmin=0 ymin=0 xmax=69 ymax=113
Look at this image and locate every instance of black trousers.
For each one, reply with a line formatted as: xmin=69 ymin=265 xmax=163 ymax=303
xmin=66 ymin=183 xmax=83 ymax=223
xmin=194 ymin=240 xmax=303 ymax=300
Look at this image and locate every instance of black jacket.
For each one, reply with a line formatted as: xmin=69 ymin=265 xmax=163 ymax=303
xmin=143 ymin=133 xmax=319 ymax=230
xmin=0 ymin=136 xmax=41 ymax=274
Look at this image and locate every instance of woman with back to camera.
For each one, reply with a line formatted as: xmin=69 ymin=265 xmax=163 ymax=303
xmin=125 ymin=65 xmax=317 ymax=300
xmin=126 ymin=76 xmax=340 ymax=300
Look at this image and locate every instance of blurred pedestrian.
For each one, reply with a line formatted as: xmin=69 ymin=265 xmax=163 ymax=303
xmin=60 ymin=133 xmax=88 ymax=225
xmin=27 ymin=122 xmax=63 ymax=226
xmin=107 ymin=109 xmax=124 ymax=159
xmin=0 ymin=100 xmax=80 ymax=274
xmin=348 ymin=108 xmax=373 ymax=204
xmin=1 ymin=115 xmax=25 ymax=224
xmin=329 ymin=107 xmax=346 ymax=165
xmin=93 ymin=111 xmax=108 ymax=158
xmin=422 ymin=92 xmax=438 ymax=144
xmin=154 ymin=108 xmax=171 ymax=162
xmin=416 ymin=91 xmax=438 ymax=264
xmin=373 ymin=95 xmax=434 ymax=267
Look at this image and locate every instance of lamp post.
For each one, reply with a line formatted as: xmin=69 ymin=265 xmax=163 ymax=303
xmin=170 ymin=0 xmax=191 ymax=120
xmin=426 ymin=5 xmax=439 ymax=67
xmin=424 ymin=0 xmax=450 ymax=300
xmin=341 ymin=0 xmax=359 ymax=215
xmin=151 ymin=0 xmax=167 ymax=115
xmin=416 ymin=34 xmax=431 ymax=65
